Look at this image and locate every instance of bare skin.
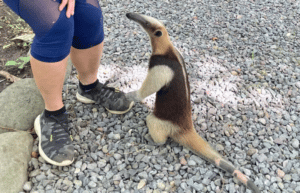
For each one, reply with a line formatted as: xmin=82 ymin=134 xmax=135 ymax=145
xmin=70 ymin=42 xmax=104 ymax=85
xmin=30 ymin=42 xmax=104 ymax=111
xmin=59 ymin=0 xmax=75 ymax=18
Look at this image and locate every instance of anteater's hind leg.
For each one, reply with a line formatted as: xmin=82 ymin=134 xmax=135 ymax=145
xmin=146 ymin=113 xmax=176 ymax=145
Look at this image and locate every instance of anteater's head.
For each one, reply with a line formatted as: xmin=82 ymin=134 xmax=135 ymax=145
xmin=126 ymin=12 xmax=172 ymax=55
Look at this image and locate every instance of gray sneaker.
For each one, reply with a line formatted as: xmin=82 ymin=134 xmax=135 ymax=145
xmin=34 ymin=111 xmax=74 ymax=166
xmin=76 ymin=81 xmax=134 ymax=114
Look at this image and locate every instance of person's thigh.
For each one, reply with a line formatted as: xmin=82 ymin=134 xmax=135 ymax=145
xmin=4 ymin=0 xmax=75 ymax=62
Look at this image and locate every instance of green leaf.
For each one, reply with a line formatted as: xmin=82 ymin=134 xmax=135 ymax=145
xmin=5 ymin=61 xmax=16 ymax=66
xmin=17 ymin=57 xmax=30 ymax=69
xmin=19 ymin=57 xmax=30 ymax=63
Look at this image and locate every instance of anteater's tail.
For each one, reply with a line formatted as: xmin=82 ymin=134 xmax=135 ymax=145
xmin=173 ymin=130 xmax=260 ymax=193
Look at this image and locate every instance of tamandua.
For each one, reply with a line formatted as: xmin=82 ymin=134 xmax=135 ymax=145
xmin=125 ymin=12 xmax=260 ymax=193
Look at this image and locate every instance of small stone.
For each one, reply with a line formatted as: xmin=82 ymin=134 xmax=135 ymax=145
xmin=180 ymin=182 xmax=188 ymax=189
xmin=98 ymin=159 xmax=107 ymax=168
xmin=75 ymin=161 xmax=82 ymax=169
xmin=216 ymin=144 xmax=224 ymax=151
xmin=258 ymin=118 xmax=266 ymax=125
xmin=243 ymin=168 xmax=251 ymax=176
xmin=202 ymin=178 xmax=210 ymax=185
xmin=236 ymin=119 xmax=242 ymax=126
xmin=117 ymin=163 xmax=126 ymax=171
xmin=252 ymin=140 xmax=260 ymax=147
xmin=113 ymin=174 xmax=122 ymax=181
xmin=296 ymin=82 xmax=300 ymax=88
xmin=74 ymin=168 xmax=80 ymax=174
xmin=138 ymin=171 xmax=148 ymax=179
xmin=154 ymin=164 xmax=162 ymax=170
xmin=242 ymin=115 xmax=247 ymax=121
xmin=274 ymin=138 xmax=284 ymax=145
xmin=29 ymin=169 xmax=41 ymax=177
xmin=63 ymin=179 xmax=73 ymax=187
xmin=38 ymin=156 xmax=46 ymax=163
xmin=283 ymin=174 xmax=291 ymax=182
xmin=23 ymin=181 xmax=32 ymax=191
xmin=81 ymin=163 xmax=87 ymax=171
xmin=257 ymin=111 xmax=264 ymax=118
xmin=291 ymin=139 xmax=299 ymax=149
xmin=113 ymin=153 xmax=122 ymax=160
xmin=188 ymin=160 xmax=196 ymax=166
xmin=278 ymin=182 xmax=284 ymax=190
xmin=114 ymin=134 xmax=121 ymax=140
xmin=247 ymin=148 xmax=257 ymax=156
xmin=231 ymin=71 xmax=238 ymax=76
xmin=237 ymin=15 xmax=243 ymax=19
xmin=157 ymin=181 xmax=166 ymax=190
xmin=174 ymin=163 xmax=181 ymax=171
xmin=291 ymin=115 xmax=298 ymax=121
xmin=102 ymin=145 xmax=108 ymax=153
xmin=106 ymin=171 xmax=114 ymax=179
xmin=31 ymin=158 xmax=39 ymax=169
xmin=74 ymin=180 xmax=82 ymax=187
xmin=180 ymin=157 xmax=187 ymax=165
xmin=256 ymin=154 xmax=267 ymax=163
xmin=88 ymin=181 xmax=97 ymax=188
xmin=277 ymin=169 xmax=285 ymax=178
xmin=87 ymin=163 xmax=97 ymax=170
xmin=137 ymin=179 xmax=147 ymax=189
xmin=192 ymin=183 xmax=203 ymax=191
xmin=31 ymin=151 xmax=38 ymax=159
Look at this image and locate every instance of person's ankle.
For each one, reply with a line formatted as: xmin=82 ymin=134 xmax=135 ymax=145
xmin=79 ymin=79 xmax=99 ymax=91
xmin=44 ymin=106 xmax=66 ymax=117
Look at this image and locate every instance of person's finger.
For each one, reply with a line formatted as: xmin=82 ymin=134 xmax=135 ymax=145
xmin=59 ymin=0 xmax=68 ymax=11
xmin=66 ymin=0 xmax=75 ymax=17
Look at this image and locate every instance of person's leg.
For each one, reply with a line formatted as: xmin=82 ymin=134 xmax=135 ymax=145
xmin=3 ymin=0 xmax=75 ymax=166
xmin=71 ymin=0 xmax=134 ymax=114
xmin=30 ymin=56 xmax=68 ymax=111
xmin=70 ymin=42 xmax=103 ymax=85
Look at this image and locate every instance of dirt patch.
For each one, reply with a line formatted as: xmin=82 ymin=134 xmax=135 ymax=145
xmin=0 ymin=1 xmax=33 ymax=92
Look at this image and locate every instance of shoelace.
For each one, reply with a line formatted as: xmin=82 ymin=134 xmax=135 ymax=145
xmin=97 ymin=81 xmax=120 ymax=103
xmin=49 ymin=113 xmax=73 ymax=144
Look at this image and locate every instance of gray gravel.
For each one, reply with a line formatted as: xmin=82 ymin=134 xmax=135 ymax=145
xmin=26 ymin=0 xmax=300 ymax=193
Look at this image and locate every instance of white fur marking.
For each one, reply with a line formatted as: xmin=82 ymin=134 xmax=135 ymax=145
xmin=138 ymin=65 xmax=174 ymax=99
xmin=143 ymin=15 xmax=164 ymax=27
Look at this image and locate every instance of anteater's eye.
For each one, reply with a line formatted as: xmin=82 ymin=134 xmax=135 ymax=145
xmin=154 ymin=31 xmax=162 ymax=37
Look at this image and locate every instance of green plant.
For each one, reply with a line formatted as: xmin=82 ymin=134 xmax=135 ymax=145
xmin=5 ymin=56 xmax=30 ymax=69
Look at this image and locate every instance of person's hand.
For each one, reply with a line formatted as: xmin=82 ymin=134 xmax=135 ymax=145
xmin=59 ymin=0 xmax=75 ymax=18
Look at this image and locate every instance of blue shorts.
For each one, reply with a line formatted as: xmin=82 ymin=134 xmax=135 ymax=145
xmin=3 ymin=0 xmax=104 ymax=62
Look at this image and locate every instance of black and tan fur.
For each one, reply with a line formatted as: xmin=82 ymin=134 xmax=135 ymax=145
xmin=126 ymin=13 xmax=260 ymax=193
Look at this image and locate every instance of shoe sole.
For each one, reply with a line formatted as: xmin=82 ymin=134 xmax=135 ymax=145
xmin=76 ymin=92 xmax=135 ymax=115
xmin=34 ymin=115 xmax=74 ymax=166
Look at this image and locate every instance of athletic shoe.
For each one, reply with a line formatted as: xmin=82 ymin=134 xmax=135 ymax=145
xmin=76 ymin=81 xmax=134 ymax=114
xmin=34 ymin=111 xmax=74 ymax=166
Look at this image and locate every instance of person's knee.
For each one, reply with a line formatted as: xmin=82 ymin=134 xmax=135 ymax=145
xmin=30 ymin=11 xmax=75 ymax=63
xmin=16 ymin=0 xmax=74 ymax=62
xmin=72 ymin=2 xmax=104 ymax=49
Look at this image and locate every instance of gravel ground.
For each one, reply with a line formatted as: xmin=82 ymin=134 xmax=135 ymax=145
xmin=24 ymin=0 xmax=300 ymax=193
